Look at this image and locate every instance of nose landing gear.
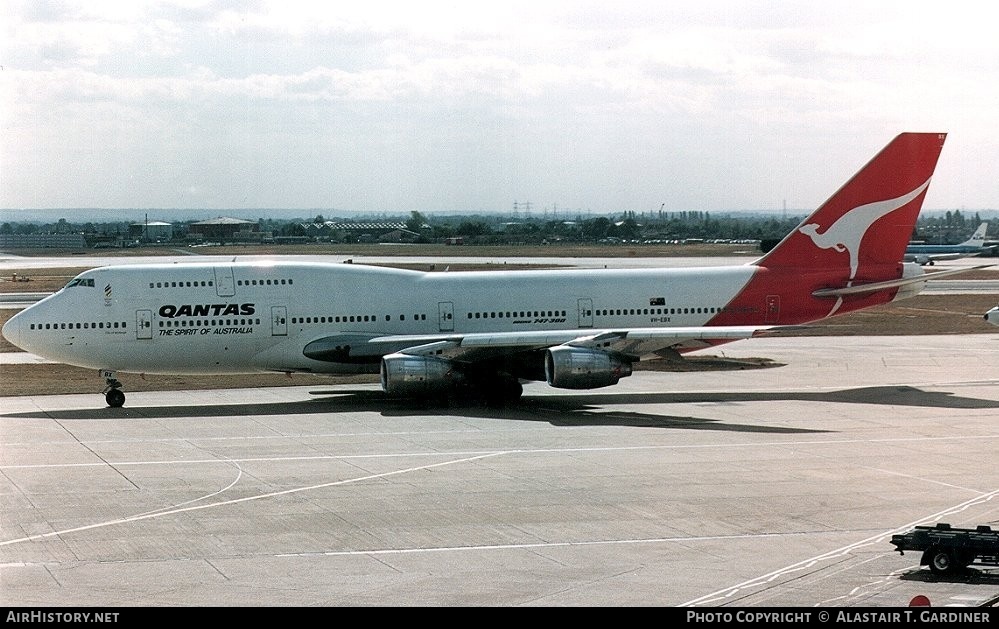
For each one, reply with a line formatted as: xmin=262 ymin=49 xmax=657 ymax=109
xmin=101 ymin=370 xmax=125 ymax=407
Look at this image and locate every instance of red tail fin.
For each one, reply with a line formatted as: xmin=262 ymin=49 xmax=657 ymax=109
xmin=757 ymin=132 xmax=946 ymax=276
xmin=709 ymin=133 xmax=946 ymax=326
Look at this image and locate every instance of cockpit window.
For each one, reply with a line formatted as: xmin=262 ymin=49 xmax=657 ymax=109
xmin=65 ymin=278 xmax=95 ymax=288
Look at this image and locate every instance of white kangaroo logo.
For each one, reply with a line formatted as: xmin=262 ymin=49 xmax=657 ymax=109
xmin=798 ymin=178 xmax=931 ymax=279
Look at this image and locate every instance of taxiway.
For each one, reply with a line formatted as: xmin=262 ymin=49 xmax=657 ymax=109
xmin=1 ymin=335 xmax=998 ymax=606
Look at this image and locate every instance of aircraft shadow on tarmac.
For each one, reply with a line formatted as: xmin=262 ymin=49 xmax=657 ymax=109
xmin=4 ymin=385 xmax=998 ymax=433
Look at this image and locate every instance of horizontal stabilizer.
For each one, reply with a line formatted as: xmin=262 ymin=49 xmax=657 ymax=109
xmin=812 ymin=265 xmax=994 ymax=298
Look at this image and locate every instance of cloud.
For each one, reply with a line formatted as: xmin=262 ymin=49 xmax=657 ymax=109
xmin=3 ymin=1 xmax=999 ymax=211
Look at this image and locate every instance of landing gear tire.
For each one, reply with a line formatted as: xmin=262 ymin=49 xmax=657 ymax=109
xmin=102 ymin=372 xmax=125 ymax=408
xmin=504 ymin=379 xmax=523 ymax=401
xmin=105 ymin=388 xmax=125 ymax=408
xmin=484 ymin=379 xmax=523 ymax=407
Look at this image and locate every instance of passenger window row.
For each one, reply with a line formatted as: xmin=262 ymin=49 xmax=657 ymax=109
xmin=468 ymin=310 xmax=568 ymax=319
xmin=595 ymin=306 xmax=720 ymax=316
xmin=150 ymin=280 xmax=213 ymax=288
xmin=148 ymin=278 xmax=294 ymax=289
xmin=29 ymin=321 xmax=127 ymax=330
xmin=236 ymin=279 xmax=293 ymax=286
xmin=291 ymin=313 xmax=428 ymax=324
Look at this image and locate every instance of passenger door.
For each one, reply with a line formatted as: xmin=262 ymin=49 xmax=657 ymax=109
xmin=438 ymin=301 xmax=454 ymax=332
xmin=214 ymin=267 xmax=235 ymax=297
xmin=136 ymin=309 xmax=153 ymax=340
xmin=271 ymin=306 xmax=288 ymax=336
xmin=577 ymin=298 xmax=593 ymax=328
xmin=765 ymin=295 xmax=780 ymax=324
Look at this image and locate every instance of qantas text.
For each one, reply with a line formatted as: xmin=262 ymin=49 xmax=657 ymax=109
xmin=158 ymin=303 xmax=255 ymax=318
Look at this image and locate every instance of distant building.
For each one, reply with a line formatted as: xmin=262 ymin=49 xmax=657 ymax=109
xmin=378 ymin=229 xmax=420 ymax=243
xmin=188 ymin=217 xmax=257 ymax=242
xmin=307 ymin=221 xmax=409 ymax=243
xmin=129 ymin=221 xmax=173 ymax=242
xmin=323 ymin=221 xmax=407 ymax=231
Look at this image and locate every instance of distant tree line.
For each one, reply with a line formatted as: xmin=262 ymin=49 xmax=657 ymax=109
xmin=388 ymin=210 xmax=808 ymax=246
xmin=0 ymin=209 xmax=989 ymax=247
xmin=911 ymin=210 xmax=986 ymax=244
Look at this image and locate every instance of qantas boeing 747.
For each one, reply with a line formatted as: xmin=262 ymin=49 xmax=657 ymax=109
xmin=1 ymin=133 xmax=968 ymax=407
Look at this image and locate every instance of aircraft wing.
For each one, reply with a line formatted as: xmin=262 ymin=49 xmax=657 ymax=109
xmin=905 ymin=245 xmax=998 ymax=265
xmin=358 ymin=325 xmax=773 ymax=363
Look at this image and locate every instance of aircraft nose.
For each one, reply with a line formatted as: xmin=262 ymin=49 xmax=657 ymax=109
xmin=2 ymin=310 xmax=23 ymax=348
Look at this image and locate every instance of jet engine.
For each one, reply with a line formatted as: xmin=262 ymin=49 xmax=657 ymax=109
xmin=380 ymin=353 xmax=463 ymax=396
xmin=985 ymin=306 xmax=999 ymax=326
xmin=544 ymin=347 xmax=632 ymax=390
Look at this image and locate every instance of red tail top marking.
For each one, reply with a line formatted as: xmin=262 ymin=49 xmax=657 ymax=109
xmin=758 ymin=133 xmax=946 ymax=273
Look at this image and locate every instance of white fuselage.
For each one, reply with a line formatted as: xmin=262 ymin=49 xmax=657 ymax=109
xmin=4 ymin=260 xmax=758 ymax=375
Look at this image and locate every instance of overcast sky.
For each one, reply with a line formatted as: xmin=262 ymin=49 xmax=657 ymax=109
xmin=3 ymin=1 xmax=998 ymax=217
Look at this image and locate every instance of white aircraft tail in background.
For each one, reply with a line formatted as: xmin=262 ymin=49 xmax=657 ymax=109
xmin=905 ymin=221 xmax=994 ymax=265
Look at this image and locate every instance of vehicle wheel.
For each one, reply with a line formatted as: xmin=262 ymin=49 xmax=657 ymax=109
xmin=106 ymin=388 xmax=126 ymax=408
xmin=928 ymin=549 xmax=956 ymax=575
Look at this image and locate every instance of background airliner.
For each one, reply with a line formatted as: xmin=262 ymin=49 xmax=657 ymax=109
xmin=904 ymin=221 xmax=994 ymax=265
xmin=2 ymin=133 xmax=964 ymax=407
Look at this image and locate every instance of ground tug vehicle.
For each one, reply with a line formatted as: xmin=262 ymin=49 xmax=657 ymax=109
xmin=890 ymin=523 xmax=999 ymax=575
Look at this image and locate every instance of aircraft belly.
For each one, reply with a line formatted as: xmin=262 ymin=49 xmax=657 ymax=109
xmin=80 ymin=327 xmax=272 ymax=374
xmin=248 ymin=337 xmax=381 ymax=375
xmin=36 ymin=333 xmax=129 ymax=370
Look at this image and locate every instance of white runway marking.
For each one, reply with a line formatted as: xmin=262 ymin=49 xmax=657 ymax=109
xmin=0 ymin=452 xmax=505 ymax=548
xmin=277 ymin=530 xmax=829 ymax=557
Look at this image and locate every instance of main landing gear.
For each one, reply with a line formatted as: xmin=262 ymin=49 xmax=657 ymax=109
xmin=465 ymin=375 xmax=523 ymax=407
xmin=101 ymin=370 xmax=125 ymax=408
